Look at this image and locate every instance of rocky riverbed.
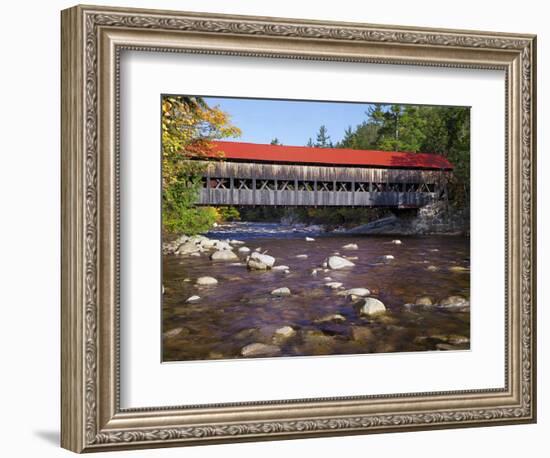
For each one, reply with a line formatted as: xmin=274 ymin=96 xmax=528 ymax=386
xmin=162 ymin=224 xmax=470 ymax=362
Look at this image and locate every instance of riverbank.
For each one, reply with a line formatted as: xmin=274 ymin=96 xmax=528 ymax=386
xmin=162 ymin=228 xmax=470 ymax=362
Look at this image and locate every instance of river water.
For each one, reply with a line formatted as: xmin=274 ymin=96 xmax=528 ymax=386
xmin=162 ymin=222 xmax=470 ymax=362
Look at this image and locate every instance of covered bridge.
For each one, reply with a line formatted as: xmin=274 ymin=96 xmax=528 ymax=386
xmin=196 ymin=141 xmax=453 ymax=208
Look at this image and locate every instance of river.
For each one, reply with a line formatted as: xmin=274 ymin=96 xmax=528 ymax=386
xmin=162 ymin=222 xmax=470 ymax=362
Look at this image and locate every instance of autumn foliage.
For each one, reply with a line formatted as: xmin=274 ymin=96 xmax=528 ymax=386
xmin=162 ymin=96 xmax=240 ymax=234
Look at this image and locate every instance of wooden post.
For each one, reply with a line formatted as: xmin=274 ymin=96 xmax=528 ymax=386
xmin=229 ymin=177 xmax=234 ymax=206
xmin=274 ymin=179 xmax=278 ymax=207
xmin=252 ymin=178 xmax=256 ymax=206
xmin=351 ymin=178 xmax=355 ymax=207
xmin=294 ymin=178 xmax=299 ymax=206
xmin=314 ymin=180 xmax=318 ymax=207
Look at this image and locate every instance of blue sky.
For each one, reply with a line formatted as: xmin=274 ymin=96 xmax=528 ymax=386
xmin=204 ymin=96 xmax=375 ymax=146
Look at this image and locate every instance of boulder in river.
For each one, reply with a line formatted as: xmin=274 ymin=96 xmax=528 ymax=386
xmin=305 ymin=237 xmax=315 ymax=242
xmin=241 ymin=342 xmax=281 ymax=357
xmin=229 ymin=239 xmax=245 ymax=245
xmin=213 ymin=240 xmax=233 ymax=251
xmin=247 ymin=252 xmax=275 ymax=270
xmin=360 ymin=297 xmax=386 ymax=316
xmin=384 ymin=254 xmax=395 ymax=260
xmin=186 ymin=295 xmax=201 ymax=303
xmin=210 ymin=250 xmax=239 ymax=261
xmin=327 ymin=256 xmax=355 ymax=270
xmin=238 ymin=246 xmax=251 ymax=254
xmin=439 ymin=296 xmax=470 ymax=308
xmin=272 ymin=265 xmax=290 ymax=271
xmin=163 ymin=328 xmax=183 ymax=338
xmin=325 ymin=282 xmax=343 ymax=289
xmin=338 ymin=287 xmax=370 ymax=297
xmin=427 ymin=265 xmax=439 ymax=272
xmin=175 ymin=241 xmax=202 ymax=255
xmin=196 ymin=276 xmax=218 ymax=286
xmin=415 ymin=296 xmax=433 ymax=306
xmin=342 ymin=243 xmax=358 ymax=250
xmin=271 ymin=287 xmax=291 ymax=296
xmin=391 ymin=239 xmax=403 ymax=245
xmin=272 ymin=326 xmax=296 ymax=344
xmin=296 ymin=254 xmax=308 ymax=259
xmin=449 ymin=265 xmax=469 ymax=273
xmin=314 ymin=313 xmax=346 ymax=323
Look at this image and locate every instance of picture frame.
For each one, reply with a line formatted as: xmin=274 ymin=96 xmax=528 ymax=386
xmin=61 ymin=4 xmax=537 ymax=453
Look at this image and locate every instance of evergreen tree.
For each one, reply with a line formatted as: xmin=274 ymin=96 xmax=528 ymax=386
xmin=314 ymin=125 xmax=332 ymax=148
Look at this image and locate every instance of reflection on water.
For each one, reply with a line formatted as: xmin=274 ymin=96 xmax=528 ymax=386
xmin=162 ymin=223 xmax=470 ymax=362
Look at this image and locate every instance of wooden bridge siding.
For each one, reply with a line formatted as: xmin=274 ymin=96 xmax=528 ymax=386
xmin=197 ymin=161 xmax=446 ymax=184
xmin=196 ymin=160 xmax=446 ymax=207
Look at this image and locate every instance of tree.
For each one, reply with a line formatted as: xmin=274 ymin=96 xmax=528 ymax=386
xmin=314 ymin=125 xmax=332 ymax=148
xmin=162 ymin=95 xmax=241 ymax=234
xmin=306 ymin=137 xmax=314 ymax=147
xmin=270 ymin=137 xmax=282 ymax=145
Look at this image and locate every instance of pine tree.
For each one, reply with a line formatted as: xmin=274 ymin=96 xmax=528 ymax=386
xmin=314 ymin=125 xmax=332 ymax=148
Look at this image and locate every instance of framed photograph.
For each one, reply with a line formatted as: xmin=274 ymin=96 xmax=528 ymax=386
xmin=61 ymin=4 xmax=537 ymax=453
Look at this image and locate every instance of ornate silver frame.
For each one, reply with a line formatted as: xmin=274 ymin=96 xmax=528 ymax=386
xmin=61 ymin=4 xmax=537 ymax=453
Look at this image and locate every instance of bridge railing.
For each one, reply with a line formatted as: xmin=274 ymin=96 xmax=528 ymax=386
xmin=198 ymin=188 xmax=437 ymax=208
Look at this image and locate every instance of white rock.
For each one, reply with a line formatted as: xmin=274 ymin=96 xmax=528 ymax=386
xmin=199 ymin=239 xmax=216 ymax=249
xmin=439 ymin=296 xmax=470 ymax=308
xmin=162 ymin=285 xmax=165 ymax=294
xmin=327 ymin=256 xmax=355 ymax=270
xmin=250 ymin=251 xmax=275 ymax=267
xmin=175 ymin=241 xmax=201 ymax=255
xmin=272 ymin=265 xmax=290 ymax=271
xmin=213 ymin=241 xmax=233 ymax=251
xmin=323 ymin=277 xmax=333 ymax=282
xmin=254 ymin=247 xmax=262 ymax=252
xmin=314 ymin=313 xmax=346 ymax=323
xmin=427 ymin=265 xmax=439 ymax=271
xmin=238 ymin=246 xmax=251 ymax=254
xmin=360 ymin=298 xmax=386 ymax=316
xmin=241 ymin=343 xmax=281 ymax=357
xmin=311 ymin=269 xmax=319 ymax=275
xmin=183 ymin=278 xmax=191 ymax=282
xmin=322 ymin=262 xmax=328 ymax=268
xmin=339 ymin=288 xmax=371 ymax=297
xmin=210 ymin=250 xmax=239 ymax=261
xmin=391 ymin=239 xmax=403 ymax=245
xmin=190 ymin=252 xmax=201 ymax=257
xmin=296 ymin=254 xmax=308 ymax=259
xmin=247 ymin=259 xmax=269 ymax=270
xmin=284 ymin=270 xmax=290 ymax=275
xmin=196 ymin=276 xmax=218 ymax=286
xmin=384 ymin=255 xmax=395 ymax=260
xmin=163 ymin=328 xmax=183 ymax=338
xmin=305 ymin=237 xmax=315 ymax=242
xmin=271 ymin=287 xmax=291 ymax=296
xmin=186 ymin=295 xmax=201 ymax=303
xmin=273 ymin=326 xmax=296 ymax=342
xmin=230 ymin=239 xmax=245 ymax=245
xmin=342 ymin=243 xmax=358 ymax=250
xmin=325 ymin=282 xmax=343 ymax=289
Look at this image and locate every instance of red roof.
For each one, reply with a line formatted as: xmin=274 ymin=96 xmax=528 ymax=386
xmin=210 ymin=141 xmax=453 ymax=170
